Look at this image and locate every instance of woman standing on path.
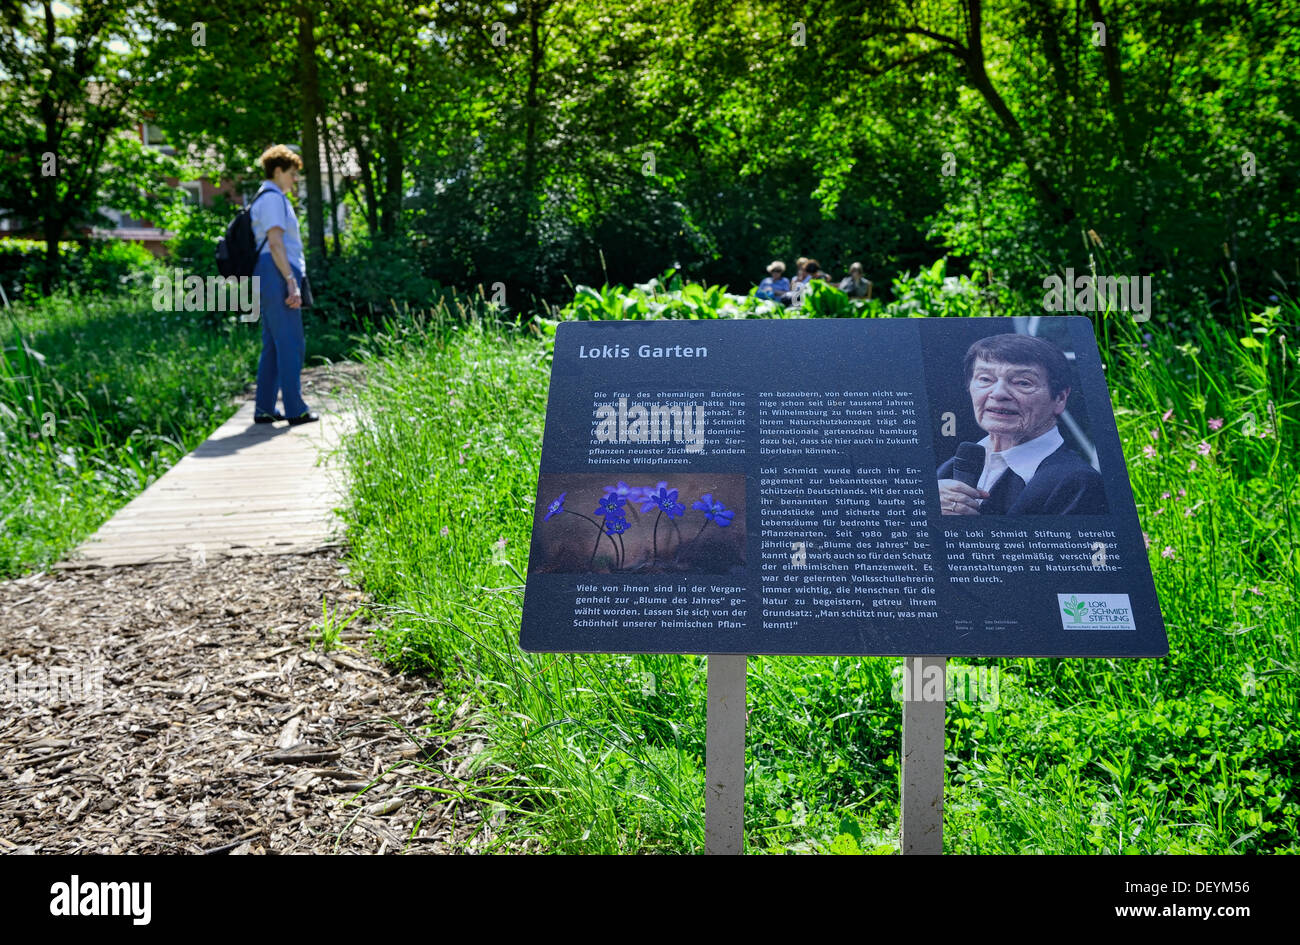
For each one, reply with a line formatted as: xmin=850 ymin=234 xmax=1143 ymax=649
xmin=251 ymin=145 xmax=317 ymax=425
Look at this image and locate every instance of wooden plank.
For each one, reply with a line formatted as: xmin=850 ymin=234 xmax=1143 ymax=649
xmin=705 ymin=654 xmax=747 ymax=855
xmin=902 ymin=656 xmax=946 ymax=855
xmin=91 ymin=511 xmax=334 ymax=532
xmin=78 ymin=523 xmax=340 ymax=546
xmin=66 ymin=401 xmax=352 ymax=568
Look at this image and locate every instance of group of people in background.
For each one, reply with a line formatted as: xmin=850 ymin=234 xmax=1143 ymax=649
xmin=755 ymin=257 xmax=873 ymax=306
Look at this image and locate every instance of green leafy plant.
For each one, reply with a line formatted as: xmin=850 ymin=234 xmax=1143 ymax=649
xmin=310 ymin=596 xmax=365 ymax=654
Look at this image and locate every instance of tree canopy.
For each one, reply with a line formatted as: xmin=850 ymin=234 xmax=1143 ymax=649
xmin=1 ymin=0 xmax=1295 ymax=313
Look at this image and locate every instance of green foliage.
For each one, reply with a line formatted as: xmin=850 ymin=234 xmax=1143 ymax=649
xmin=0 ymin=289 xmax=261 ymax=575
xmin=555 ymin=270 xmax=786 ymax=322
xmin=550 ymin=261 xmax=1002 ymax=325
xmin=0 ymin=240 xmax=73 ymax=300
xmin=310 ymin=596 xmax=364 ymax=654
xmin=884 ymin=258 xmax=987 ymax=319
xmin=0 ymin=3 xmax=184 ymax=291
xmin=164 ymin=197 xmax=241 ymax=279
xmin=308 ymin=238 xmax=448 ymax=328
xmin=0 ymin=238 xmax=160 ymax=300
xmin=61 ymin=240 xmax=162 ymax=296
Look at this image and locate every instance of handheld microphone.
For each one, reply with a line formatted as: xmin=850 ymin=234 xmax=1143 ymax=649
xmin=953 ymin=442 xmax=985 ymax=488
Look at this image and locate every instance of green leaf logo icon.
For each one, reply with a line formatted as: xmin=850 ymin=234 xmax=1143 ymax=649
xmin=1062 ymin=595 xmax=1088 ymax=623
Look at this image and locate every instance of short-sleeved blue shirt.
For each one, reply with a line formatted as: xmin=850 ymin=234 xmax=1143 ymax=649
xmin=249 ymin=180 xmax=306 ymax=275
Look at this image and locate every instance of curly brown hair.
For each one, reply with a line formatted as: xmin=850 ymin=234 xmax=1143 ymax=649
xmin=259 ymin=144 xmax=302 ymax=180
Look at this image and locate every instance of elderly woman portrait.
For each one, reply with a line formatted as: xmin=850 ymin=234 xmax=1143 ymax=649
xmin=938 ymin=333 xmax=1107 ymax=515
xmin=250 ymin=144 xmax=317 ymax=426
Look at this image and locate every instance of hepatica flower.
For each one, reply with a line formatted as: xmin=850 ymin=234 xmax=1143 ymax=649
xmin=544 ymin=492 xmax=567 ymax=521
xmin=675 ymin=493 xmax=736 ymax=567
xmin=540 ymin=488 xmax=622 ymax=571
xmin=641 ymin=484 xmax=685 ymax=519
xmin=691 ymin=493 xmax=734 ymax=527
xmin=1208 ymin=418 xmax=1224 ymax=431
xmin=634 ymin=482 xmax=683 ymax=566
xmin=636 ymin=483 xmax=660 ymax=510
xmin=539 ymin=480 xmax=736 ymax=574
xmin=603 ymin=483 xmax=637 ymax=519
xmin=603 ymin=481 xmax=637 ymax=501
xmin=595 ymin=494 xmax=627 ymax=517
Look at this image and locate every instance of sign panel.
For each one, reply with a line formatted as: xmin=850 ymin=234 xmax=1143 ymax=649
xmin=521 ymin=316 xmax=1168 ymax=657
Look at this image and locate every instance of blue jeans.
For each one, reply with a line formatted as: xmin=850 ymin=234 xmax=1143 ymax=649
xmin=253 ymin=254 xmax=309 ymax=418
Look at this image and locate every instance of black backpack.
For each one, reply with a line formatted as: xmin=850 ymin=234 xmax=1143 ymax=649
xmin=215 ymin=188 xmax=272 ymax=278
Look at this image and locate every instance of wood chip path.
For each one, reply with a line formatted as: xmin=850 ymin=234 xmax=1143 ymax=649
xmin=1 ymin=367 xmax=491 ymax=854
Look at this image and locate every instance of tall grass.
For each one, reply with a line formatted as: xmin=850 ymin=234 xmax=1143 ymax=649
xmin=0 ymin=291 xmax=261 ymax=575
xmin=338 ymin=291 xmax=1297 ymax=853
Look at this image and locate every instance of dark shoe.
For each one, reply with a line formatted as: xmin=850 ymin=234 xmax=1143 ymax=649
xmin=254 ymin=411 xmax=285 ymax=424
xmin=286 ymin=411 xmax=320 ymax=426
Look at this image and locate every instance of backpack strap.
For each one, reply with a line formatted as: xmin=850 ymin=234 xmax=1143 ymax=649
xmin=248 ymin=186 xmax=274 ymax=256
xmin=245 ymin=184 xmax=292 ymax=259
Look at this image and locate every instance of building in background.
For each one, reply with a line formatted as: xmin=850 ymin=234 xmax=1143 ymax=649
xmin=3 ymin=120 xmax=356 ymax=256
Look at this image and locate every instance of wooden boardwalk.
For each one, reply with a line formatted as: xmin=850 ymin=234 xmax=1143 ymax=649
xmin=63 ymin=400 xmax=353 ymax=568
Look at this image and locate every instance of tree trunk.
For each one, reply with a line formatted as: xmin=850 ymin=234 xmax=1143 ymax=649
xmin=520 ymin=0 xmax=544 ymax=274
xmin=37 ymin=1 xmax=61 ymax=294
xmin=323 ymin=114 xmax=340 ymax=256
xmin=960 ymin=0 xmax=1076 ymax=226
xmin=41 ymin=214 xmax=62 ymax=296
xmin=298 ymin=2 xmax=326 ymax=260
xmin=381 ymin=127 xmax=403 ymax=239
xmin=338 ymin=82 xmax=379 ymax=234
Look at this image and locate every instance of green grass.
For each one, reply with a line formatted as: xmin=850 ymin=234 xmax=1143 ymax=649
xmin=337 ymin=294 xmax=1298 ymax=854
xmin=0 ymin=288 xmax=356 ymax=576
xmin=0 ymin=291 xmax=259 ymax=574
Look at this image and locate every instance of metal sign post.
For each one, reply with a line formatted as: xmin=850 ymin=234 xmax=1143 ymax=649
xmin=704 ymin=654 xmax=746 ymax=855
xmin=901 ymin=656 xmax=946 ymax=854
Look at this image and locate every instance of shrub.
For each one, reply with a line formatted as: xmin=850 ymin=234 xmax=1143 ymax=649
xmin=0 ymin=237 xmax=160 ymax=299
xmin=307 ymin=238 xmax=451 ymax=328
xmin=164 ymin=197 xmax=241 ymax=279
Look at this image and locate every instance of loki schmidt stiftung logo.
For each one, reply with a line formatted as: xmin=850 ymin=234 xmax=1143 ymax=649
xmin=50 ymin=875 xmax=151 ymax=925
xmin=1057 ymin=594 xmax=1137 ymax=630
